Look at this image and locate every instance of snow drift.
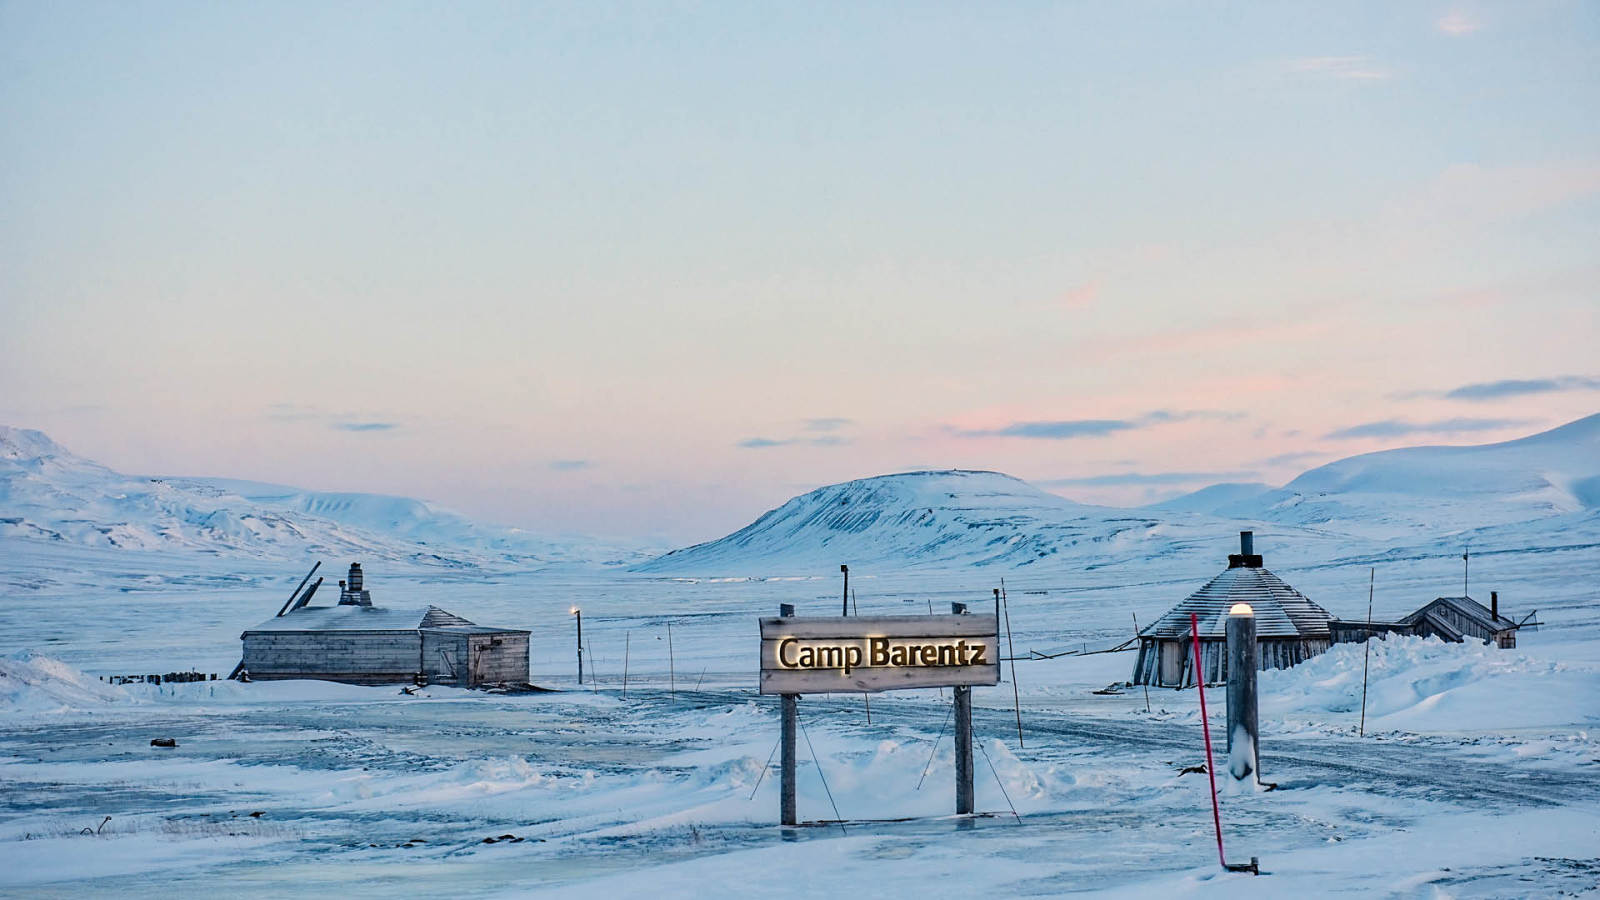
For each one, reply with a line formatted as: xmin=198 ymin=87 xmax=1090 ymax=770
xmin=0 ymin=651 xmax=128 ymax=715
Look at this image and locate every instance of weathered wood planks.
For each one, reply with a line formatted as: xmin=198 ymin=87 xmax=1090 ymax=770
xmin=758 ymin=614 xmax=1000 ymax=695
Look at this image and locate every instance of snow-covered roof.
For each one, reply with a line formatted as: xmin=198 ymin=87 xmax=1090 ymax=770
xmin=1141 ymin=563 xmax=1332 ymax=639
xmin=242 ymin=604 xmax=526 ymax=634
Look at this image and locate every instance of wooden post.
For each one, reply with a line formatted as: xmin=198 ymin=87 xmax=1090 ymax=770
xmin=952 ymin=601 xmax=974 ymax=815
xmin=574 ymin=608 xmax=583 ymax=685
xmin=622 ymin=631 xmax=630 ymax=700
xmin=841 ymin=564 xmax=849 ymax=616
xmin=1225 ymin=604 xmax=1258 ymax=782
xmin=667 ymin=621 xmax=676 ymax=698
xmin=779 ymin=603 xmax=797 ymax=826
xmin=999 ymin=582 xmax=1023 ymax=749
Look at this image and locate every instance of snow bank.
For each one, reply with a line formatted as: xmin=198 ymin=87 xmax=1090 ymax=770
xmin=1261 ymin=635 xmax=1600 ymax=734
xmin=0 ymin=651 xmax=128 ymax=715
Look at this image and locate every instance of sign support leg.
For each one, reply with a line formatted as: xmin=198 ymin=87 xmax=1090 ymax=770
xmin=778 ymin=603 xmax=797 ymax=826
xmin=781 ymin=693 xmax=797 ymax=825
xmin=952 ymin=601 xmax=974 ymax=815
xmin=954 ymin=685 xmax=973 ymax=814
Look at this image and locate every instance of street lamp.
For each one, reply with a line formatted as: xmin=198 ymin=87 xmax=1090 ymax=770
xmin=571 ymin=606 xmax=583 ymax=685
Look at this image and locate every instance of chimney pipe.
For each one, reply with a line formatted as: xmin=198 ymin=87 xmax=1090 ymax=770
xmin=1491 ymin=590 xmax=1498 ymax=620
xmin=1240 ymin=531 xmax=1254 ymax=556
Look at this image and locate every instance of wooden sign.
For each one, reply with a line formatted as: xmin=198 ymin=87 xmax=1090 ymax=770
xmin=759 ymin=613 xmax=1001 ymax=695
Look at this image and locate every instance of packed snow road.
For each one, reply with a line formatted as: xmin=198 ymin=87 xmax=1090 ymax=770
xmin=2 ymin=680 xmax=1595 ymax=898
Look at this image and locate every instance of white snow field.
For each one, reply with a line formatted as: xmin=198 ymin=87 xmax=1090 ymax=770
xmin=2 ymin=417 xmax=1598 ymax=897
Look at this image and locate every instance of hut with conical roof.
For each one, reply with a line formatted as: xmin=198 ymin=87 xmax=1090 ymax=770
xmin=1131 ymin=532 xmax=1332 ymax=687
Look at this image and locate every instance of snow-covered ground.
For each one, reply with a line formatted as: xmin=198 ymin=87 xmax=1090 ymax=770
xmin=2 ymin=536 xmax=1596 ymax=897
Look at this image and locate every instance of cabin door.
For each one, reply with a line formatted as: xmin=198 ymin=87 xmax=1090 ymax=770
xmin=1159 ymin=641 xmax=1184 ymax=686
xmin=467 ymin=636 xmax=489 ymax=686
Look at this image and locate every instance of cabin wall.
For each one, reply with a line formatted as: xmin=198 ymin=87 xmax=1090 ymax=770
xmin=467 ymin=633 xmax=529 ymax=685
xmin=1426 ymin=603 xmax=1515 ymax=647
xmin=1330 ymin=622 xmax=1415 ymax=644
xmin=242 ymin=630 xmax=420 ymax=684
xmin=1132 ymin=637 xmax=1330 ymax=687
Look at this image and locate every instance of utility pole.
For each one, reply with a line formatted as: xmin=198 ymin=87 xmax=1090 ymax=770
xmin=841 ymin=564 xmax=849 ymax=616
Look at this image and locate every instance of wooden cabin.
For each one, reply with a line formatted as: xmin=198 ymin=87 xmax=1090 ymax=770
xmin=1131 ymin=532 xmax=1332 ymax=688
xmin=240 ymin=563 xmax=529 ymax=686
xmin=1331 ymin=593 xmax=1517 ymax=649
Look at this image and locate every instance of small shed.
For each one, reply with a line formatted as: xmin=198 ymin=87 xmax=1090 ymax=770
xmin=1132 ymin=532 xmax=1332 ymax=688
xmin=1331 ymin=593 xmax=1517 ymax=649
xmin=240 ymin=563 xmax=529 ymax=686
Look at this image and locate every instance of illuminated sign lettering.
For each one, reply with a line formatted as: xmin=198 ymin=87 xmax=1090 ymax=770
xmin=759 ymin=614 xmax=1001 ymax=694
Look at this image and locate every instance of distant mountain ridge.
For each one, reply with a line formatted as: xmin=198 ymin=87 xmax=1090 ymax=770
xmin=634 ymin=469 xmax=1240 ymax=575
xmin=1209 ymin=413 xmax=1600 ymax=536
xmin=638 ymin=415 xmax=1600 ymax=574
xmin=0 ymin=427 xmax=648 ymax=569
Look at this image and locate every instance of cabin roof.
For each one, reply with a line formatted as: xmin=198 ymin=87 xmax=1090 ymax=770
xmin=1141 ymin=564 xmax=1333 ymax=639
xmin=1400 ymin=596 xmax=1517 ymax=632
xmin=243 ymin=604 xmax=527 ymax=634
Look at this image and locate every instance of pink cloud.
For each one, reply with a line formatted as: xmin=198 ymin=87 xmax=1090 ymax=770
xmin=1058 ymin=281 xmax=1100 ymax=308
xmin=1437 ymin=11 xmax=1483 ymax=36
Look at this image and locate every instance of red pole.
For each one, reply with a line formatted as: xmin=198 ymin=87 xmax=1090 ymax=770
xmin=1191 ymin=612 xmax=1226 ymax=869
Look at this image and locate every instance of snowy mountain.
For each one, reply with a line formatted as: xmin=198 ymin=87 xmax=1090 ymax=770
xmin=0 ymin=427 xmax=648 ymax=569
xmin=1213 ymin=413 xmax=1600 ymax=537
xmin=633 ymin=469 xmax=1251 ymax=575
xmin=1146 ymin=482 xmax=1272 ymax=515
xmin=638 ymin=416 xmax=1600 ymax=575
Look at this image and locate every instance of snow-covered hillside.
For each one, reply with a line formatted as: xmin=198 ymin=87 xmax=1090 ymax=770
xmin=634 ymin=470 xmax=1253 ymax=575
xmin=638 ymin=416 xmax=1600 ymax=575
xmin=1215 ymin=413 xmax=1600 ymax=537
xmin=0 ymin=427 xmax=647 ymax=570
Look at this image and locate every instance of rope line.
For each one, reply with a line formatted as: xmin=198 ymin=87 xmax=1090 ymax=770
xmin=797 ymin=712 xmax=845 ymax=832
xmin=976 ymin=739 xmax=1022 ymax=824
xmin=916 ymin=701 xmax=955 ymax=791
xmin=749 ymin=735 xmax=783 ymax=800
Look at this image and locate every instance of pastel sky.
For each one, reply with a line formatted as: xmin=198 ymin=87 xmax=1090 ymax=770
xmin=3 ymin=1 xmax=1597 ymax=543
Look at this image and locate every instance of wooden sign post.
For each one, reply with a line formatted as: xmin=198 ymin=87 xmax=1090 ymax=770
xmin=760 ymin=602 xmax=1000 ymax=824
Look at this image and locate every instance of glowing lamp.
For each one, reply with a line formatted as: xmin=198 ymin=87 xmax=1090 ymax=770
xmin=1229 ymin=603 xmax=1254 ymax=616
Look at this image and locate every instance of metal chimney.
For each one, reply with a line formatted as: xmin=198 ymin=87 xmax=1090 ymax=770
xmin=1491 ymin=590 xmax=1498 ymax=620
xmin=1240 ymin=531 xmax=1254 ymax=556
xmin=338 ymin=562 xmax=372 ymax=606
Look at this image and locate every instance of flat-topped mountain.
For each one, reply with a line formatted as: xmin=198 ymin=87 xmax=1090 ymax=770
xmin=634 ymin=469 xmax=1208 ymax=575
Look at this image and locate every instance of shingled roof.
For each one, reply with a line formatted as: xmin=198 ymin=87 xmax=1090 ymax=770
xmin=1141 ymin=537 xmax=1332 ymax=639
